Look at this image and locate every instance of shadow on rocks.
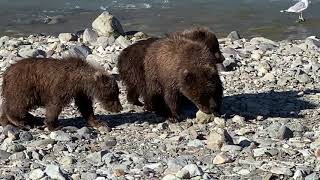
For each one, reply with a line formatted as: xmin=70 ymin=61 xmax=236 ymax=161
xmin=56 ymin=112 xmax=165 ymax=129
xmin=222 ymin=89 xmax=319 ymax=119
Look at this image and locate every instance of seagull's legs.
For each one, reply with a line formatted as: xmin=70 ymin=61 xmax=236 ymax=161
xmin=300 ymin=12 xmax=305 ymax=21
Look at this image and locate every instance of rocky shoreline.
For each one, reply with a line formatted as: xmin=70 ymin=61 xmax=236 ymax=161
xmin=0 ymin=11 xmax=320 ymax=180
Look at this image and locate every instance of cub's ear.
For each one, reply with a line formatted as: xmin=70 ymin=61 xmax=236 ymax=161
xmin=182 ymin=69 xmax=195 ymax=83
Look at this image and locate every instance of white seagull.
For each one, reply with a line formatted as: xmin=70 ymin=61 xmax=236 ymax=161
xmin=280 ymin=0 xmax=310 ymax=22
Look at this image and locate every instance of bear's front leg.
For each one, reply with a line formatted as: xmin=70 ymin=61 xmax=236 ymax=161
xmin=45 ymin=104 xmax=62 ymax=131
xmin=75 ymin=94 xmax=110 ymax=131
xmin=164 ymin=90 xmax=181 ymax=123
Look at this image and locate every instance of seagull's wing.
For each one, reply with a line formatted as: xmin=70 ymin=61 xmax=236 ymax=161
xmin=286 ymin=1 xmax=306 ymax=12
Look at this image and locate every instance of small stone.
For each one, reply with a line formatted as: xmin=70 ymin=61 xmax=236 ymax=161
xmin=262 ymin=73 xmax=276 ymax=83
xmin=212 ymin=153 xmax=229 ymax=164
xmin=9 ymin=151 xmax=26 ymax=160
xmin=104 ymin=137 xmax=117 ymax=147
xmin=227 ymin=31 xmax=241 ymax=41
xmin=92 ymin=11 xmax=124 ymax=36
xmin=59 ymin=156 xmax=74 ymax=166
xmin=58 ymin=33 xmax=77 ymax=43
xmin=181 ymin=164 xmax=203 ymax=178
xmin=113 ymin=169 xmax=125 ymax=177
xmin=232 ymin=115 xmax=245 ymax=125
xmin=251 ymin=52 xmax=262 ymax=60
xmin=206 ymin=128 xmax=233 ymax=150
xmin=19 ymin=131 xmax=33 ymax=141
xmin=270 ymin=166 xmax=293 ymax=176
xmin=223 ymin=58 xmax=237 ymax=71
xmin=176 ymin=169 xmax=190 ymax=179
xmin=86 ymin=151 xmax=108 ymax=166
xmin=187 ymin=139 xmax=204 ymax=148
xmin=7 ymin=144 xmax=26 ymax=153
xmin=49 ymin=130 xmax=71 ymax=141
xmin=115 ymin=36 xmax=130 ymax=48
xmin=0 ymin=150 xmax=11 ymax=160
xmin=278 ymin=125 xmax=294 ymax=140
xmin=314 ymin=148 xmax=320 ymax=160
xmin=29 ymin=169 xmax=45 ymax=180
xmin=221 ymin=145 xmax=243 ymax=152
xmin=63 ymin=44 xmax=92 ymax=59
xmin=305 ymin=172 xmax=319 ymax=180
xmin=3 ymin=125 xmax=20 ymax=137
xmin=196 ymin=110 xmax=215 ymax=124
xmin=83 ymin=28 xmax=98 ymax=44
xmin=162 ymin=174 xmax=179 ymax=180
xmin=214 ymin=117 xmax=226 ymax=127
xmin=44 ymin=164 xmax=66 ymax=180
xmin=81 ymin=172 xmax=97 ymax=180
xmin=237 ymin=169 xmax=251 ymax=175
xmin=29 ymin=139 xmax=55 ymax=149
xmin=77 ymin=127 xmax=90 ymax=139
xmin=253 ymin=147 xmax=279 ymax=157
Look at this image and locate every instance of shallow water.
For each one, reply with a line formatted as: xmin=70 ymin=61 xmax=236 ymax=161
xmin=0 ymin=0 xmax=320 ymax=40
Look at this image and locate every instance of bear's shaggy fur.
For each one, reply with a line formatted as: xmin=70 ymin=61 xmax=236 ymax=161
xmin=168 ymin=26 xmax=225 ymax=64
xmin=143 ymin=36 xmax=223 ymax=121
xmin=118 ymin=37 xmax=159 ymax=106
xmin=118 ymin=26 xmax=224 ymax=107
xmin=0 ymin=57 xmax=122 ymax=131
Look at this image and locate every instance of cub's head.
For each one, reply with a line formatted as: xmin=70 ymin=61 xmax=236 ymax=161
xmin=93 ymin=71 xmax=122 ymax=112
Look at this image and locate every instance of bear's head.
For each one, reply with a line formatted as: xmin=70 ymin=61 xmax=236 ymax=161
xmin=93 ymin=71 xmax=123 ymax=112
xmin=179 ymin=66 xmax=223 ymax=115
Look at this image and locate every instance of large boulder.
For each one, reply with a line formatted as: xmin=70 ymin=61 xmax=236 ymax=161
xmin=92 ymin=11 xmax=124 ymax=37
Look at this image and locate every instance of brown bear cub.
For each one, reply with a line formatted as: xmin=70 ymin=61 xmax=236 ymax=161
xmin=143 ymin=36 xmax=223 ymax=121
xmin=0 ymin=57 xmax=122 ymax=131
xmin=118 ymin=26 xmax=224 ymax=107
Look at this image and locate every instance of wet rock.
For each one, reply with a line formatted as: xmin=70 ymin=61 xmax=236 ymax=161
xmin=92 ymin=11 xmax=124 ymax=36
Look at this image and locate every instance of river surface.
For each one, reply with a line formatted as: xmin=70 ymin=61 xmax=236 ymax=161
xmin=0 ymin=0 xmax=319 ymax=40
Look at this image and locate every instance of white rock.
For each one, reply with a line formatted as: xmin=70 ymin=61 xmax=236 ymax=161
xmin=92 ymin=11 xmax=124 ymax=36
xmin=115 ymin=36 xmax=130 ymax=48
xmin=83 ymin=28 xmax=98 ymax=44
xmin=44 ymin=164 xmax=66 ymax=180
xmin=181 ymin=164 xmax=203 ymax=178
xmin=162 ymin=174 xmax=179 ymax=180
xmin=58 ymin=33 xmax=77 ymax=43
xmin=29 ymin=169 xmax=45 ymax=180
xmin=49 ymin=130 xmax=71 ymax=141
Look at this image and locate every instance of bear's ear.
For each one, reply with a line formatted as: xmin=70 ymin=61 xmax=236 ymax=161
xmin=183 ymin=69 xmax=195 ymax=83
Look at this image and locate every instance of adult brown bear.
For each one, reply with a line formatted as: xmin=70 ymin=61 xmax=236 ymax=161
xmin=143 ymin=36 xmax=223 ymax=121
xmin=118 ymin=26 xmax=224 ymax=107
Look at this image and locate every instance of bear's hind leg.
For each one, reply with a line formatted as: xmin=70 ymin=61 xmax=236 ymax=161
xmin=126 ymin=86 xmax=143 ymax=106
